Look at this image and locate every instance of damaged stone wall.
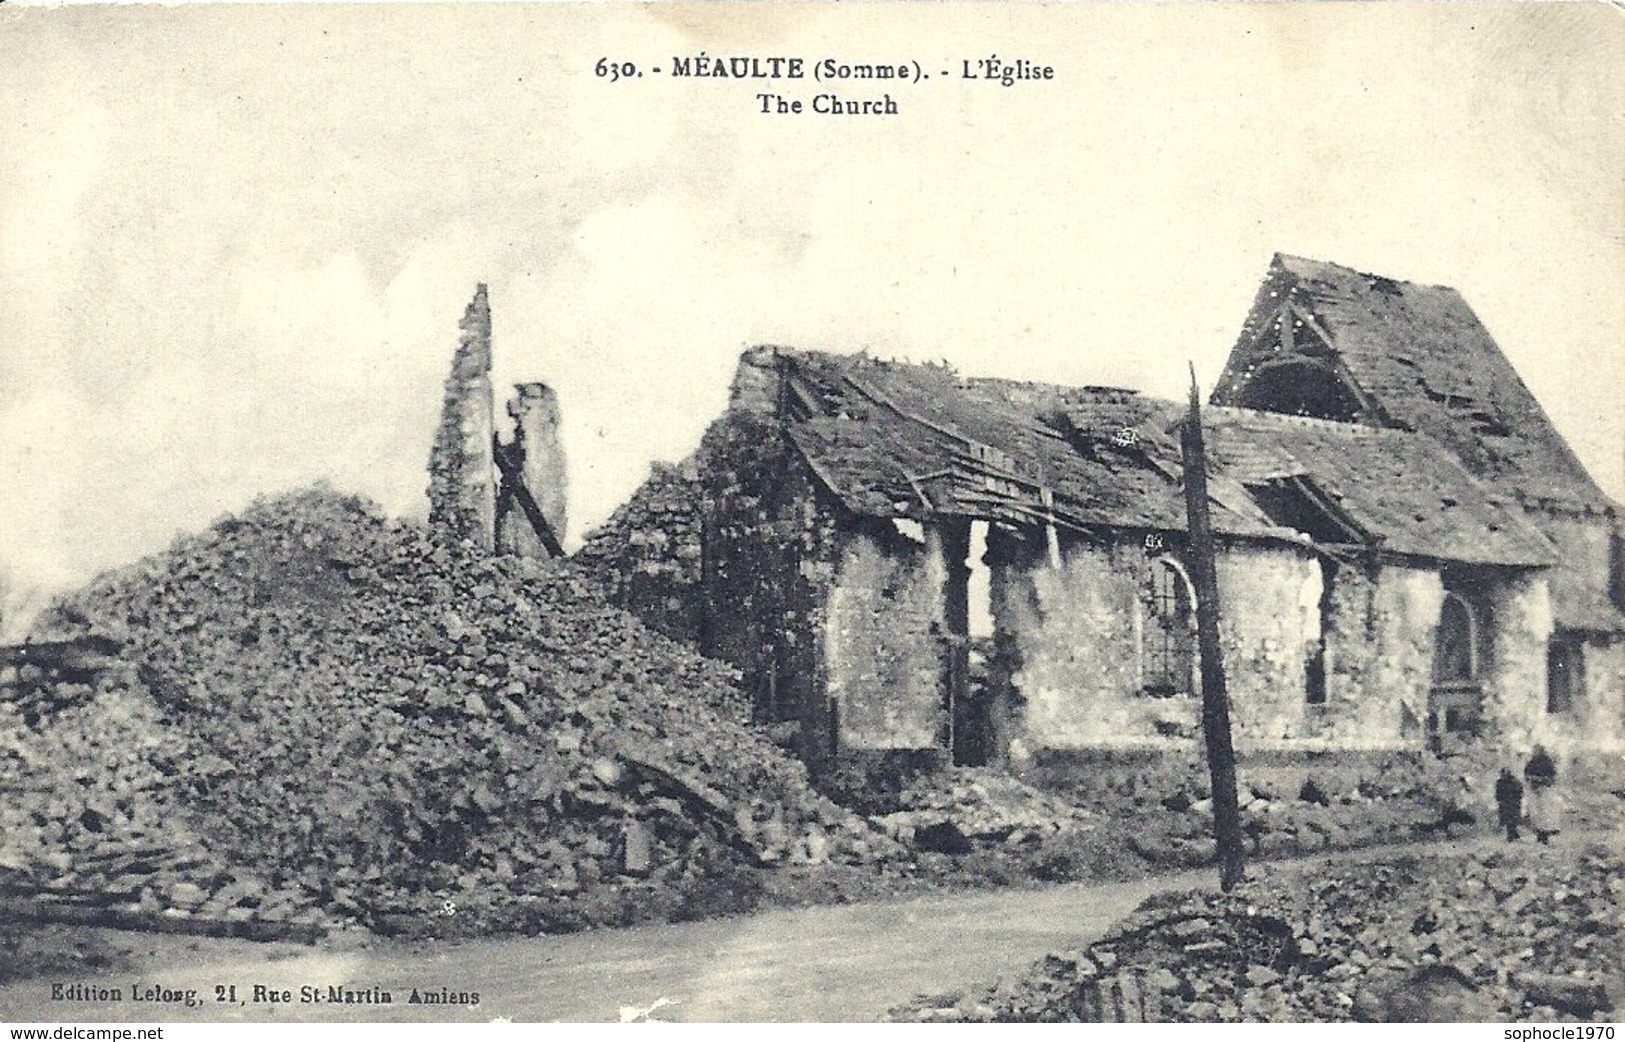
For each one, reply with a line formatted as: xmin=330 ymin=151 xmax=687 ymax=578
xmin=1350 ymin=563 xmax=1444 ymax=746
xmin=1308 ymin=559 xmax=1407 ymax=749
xmin=575 ymin=458 xmax=705 ymax=644
xmin=1524 ymin=509 xmax=1621 ymax=630
xmin=426 ymin=285 xmax=566 ymax=560
xmin=1481 ymin=569 xmax=1554 ymax=748
xmin=1575 ymin=640 xmax=1625 ymax=751
xmin=496 ymin=383 xmax=567 ymax=558
xmin=427 ymin=285 xmax=496 ymax=550
xmin=579 ymin=352 xmax=856 ymax=768
xmin=992 ymin=536 xmax=1167 ymax=752
xmin=586 ymin=342 xmax=1610 ymax=771
xmin=698 ymin=409 xmax=844 ymax=764
xmin=824 ymin=525 xmax=947 ymax=751
xmin=1312 ymin=562 xmax=1579 ymax=754
xmin=1501 ymin=575 xmax=1625 ymax=755
xmin=1212 ymin=544 xmax=1322 ymax=748
xmin=988 ymin=534 xmax=1541 ymax=755
xmin=1514 ymin=509 xmax=1623 ymax=754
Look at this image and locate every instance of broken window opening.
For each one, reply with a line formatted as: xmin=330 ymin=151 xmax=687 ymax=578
xmin=1143 ymin=556 xmax=1198 ymax=698
xmin=1248 ymin=475 xmax=1366 ymax=546
xmin=1306 ymin=559 xmax=1336 ymax=705
xmin=1433 ymin=592 xmax=1478 ymax=684
xmin=1234 ymin=358 xmax=1365 ymax=422
xmin=1428 ymin=589 xmax=1484 ymax=751
xmin=942 ymin=520 xmax=994 ymax=767
xmin=967 ymin=520 xmax=994 ymax=641
xmin=1546 ymin=631 xmax=1585 ymax=714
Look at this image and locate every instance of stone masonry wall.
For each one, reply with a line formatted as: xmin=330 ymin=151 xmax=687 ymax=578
xmin=426 ymin=285 xmax=496 ymax=549
xmin=825 ymin=527 xmax=947 ymax=751
xmin=977 ymin=531 xmax=1512 ymax=755
xmin=1576 ymin=640 xmax=1625 ymax=751
xmin=1532 ymin=509 xmax=1620 ymax=631
xmin=574 ymin=458 xmax=705 ymax=644
xmin=1483 ymin=569 xmax=1554 ymax=748
xmin=1348 ymin=563 xmax=1443 ymax=748
xmin=1213 ymin=543 xmax=1321 ymax=749
xmin=698 ymin=411 xmax=843 ymax=764
xmin=993 ymin=537 xmax=1163 ymax=753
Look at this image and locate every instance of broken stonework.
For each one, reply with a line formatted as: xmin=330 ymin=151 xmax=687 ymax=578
xmin=574 ymin=457 xmax=705 ymax=643
xmin=16 ymin=487 xmax=898 ymax=938
xmin=496 ymin=382 xmax=568 ymax=558
xmin=427 ymin=285 xmax=567 ymax=559
xmin=892 ymin=842 xmax=1623 ymax=1023
xmin=578 ymin=255 xmax=1623 ymax=795
xmin=427 ymin=284 xmax=497 ymax=551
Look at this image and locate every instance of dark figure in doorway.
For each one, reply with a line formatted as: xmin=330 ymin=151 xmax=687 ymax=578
xmin=1494 ymin=768 xmax=1523 ymax=842
xmin=1523 ymin=746 xmax=1559 ymax=844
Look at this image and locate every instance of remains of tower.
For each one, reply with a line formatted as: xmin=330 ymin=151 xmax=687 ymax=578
xmin=426 ymin=285 xmax=566 ymax=557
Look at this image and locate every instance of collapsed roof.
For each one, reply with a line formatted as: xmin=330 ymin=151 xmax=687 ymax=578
xmin=1212 ymin=254 xmax=1613 ymax=514
xmin=1202 ymin=408 xmax=1555 ymax=567
xmin=778 ymin=349 xmax=1273 ymax=541
xmin=760 ymin=346 xmax=1556 ymax=569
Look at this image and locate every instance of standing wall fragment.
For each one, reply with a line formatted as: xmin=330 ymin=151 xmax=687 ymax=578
xmin=427 ymin=284 xmax=497 ymax=550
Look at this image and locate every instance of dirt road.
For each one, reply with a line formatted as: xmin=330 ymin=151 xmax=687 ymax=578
xmin=0 ymin=868 xmax=1211 ymax=1024
xmin=3 ymin=833 xmax=1568 ymax=1024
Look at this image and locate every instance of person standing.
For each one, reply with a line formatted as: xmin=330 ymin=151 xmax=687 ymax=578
xmin=1494 ymin=767 xmax=1523 ymax=842
xmin=1523 ymin=746 xmax=1559 ymax=844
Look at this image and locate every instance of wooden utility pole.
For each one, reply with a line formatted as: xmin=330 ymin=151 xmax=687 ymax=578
xmin=1182 ymin=364 xmax=1246 ymax=891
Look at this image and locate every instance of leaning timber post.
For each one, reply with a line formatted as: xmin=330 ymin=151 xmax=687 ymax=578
xmin=1182 ymin=363 xmax=1246 ymax=891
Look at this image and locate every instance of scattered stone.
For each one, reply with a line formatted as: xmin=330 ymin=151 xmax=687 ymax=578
xmin=1513 ymin=972 xmax=1613 ymax=1016
xmin=890 ymin=843 xmax=1622 ymax=1024
xmin=1246 ymin=966 xmax=1282 ymax=988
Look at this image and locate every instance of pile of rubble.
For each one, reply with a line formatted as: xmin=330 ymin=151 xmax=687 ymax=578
xmin=818 ymin=765 xmax=1141 ymax=887
xmin=0 ymin=690 xmax=316 ymax=939
xmin=5 ymin=486 xmax=898 ymax=937
xmin=872 ymin=770 xmax=1094 ymax=854
xmin=897 ymin=841 xmax=1622 ymax=1022
xmin=1030 ymin=752 xmax=1506 ymax=870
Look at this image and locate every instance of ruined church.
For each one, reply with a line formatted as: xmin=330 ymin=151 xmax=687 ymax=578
xmin=443 ymin=256 xmax=1625 ymax=776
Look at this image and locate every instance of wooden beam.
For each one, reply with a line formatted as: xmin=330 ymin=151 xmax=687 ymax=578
xmin=492 ymin=436 xmax=565 ymax=558
xmin=1182 ymin=364 xmax=1246 ymax=892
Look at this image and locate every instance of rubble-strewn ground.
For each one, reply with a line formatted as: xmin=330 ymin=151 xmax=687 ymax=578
xmin=2 ymin=487 xmax=903 ymax=939
xmin=895 ymin=840 xmax=1624 ymax=1022
xmin=1024 ymin=747 xmax=1623 ymax=874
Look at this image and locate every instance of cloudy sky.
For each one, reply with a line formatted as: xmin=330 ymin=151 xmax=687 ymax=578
xmin=2 ymin=3 xmax=1621 ymax=614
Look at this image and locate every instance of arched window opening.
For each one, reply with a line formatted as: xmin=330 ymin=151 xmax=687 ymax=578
xmin=1305 ymin=559 xmax=1336 ymax=705
xmin=1428 ymin=590 xmax=1484 ymax=749
xmin=1144 ymin=557 xmax=1198 ymax=697
xmin=1546 ymin=631 xmax=1585 ymax=714
xmin=1432 ymin=592 xmax=1477 ymax=684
